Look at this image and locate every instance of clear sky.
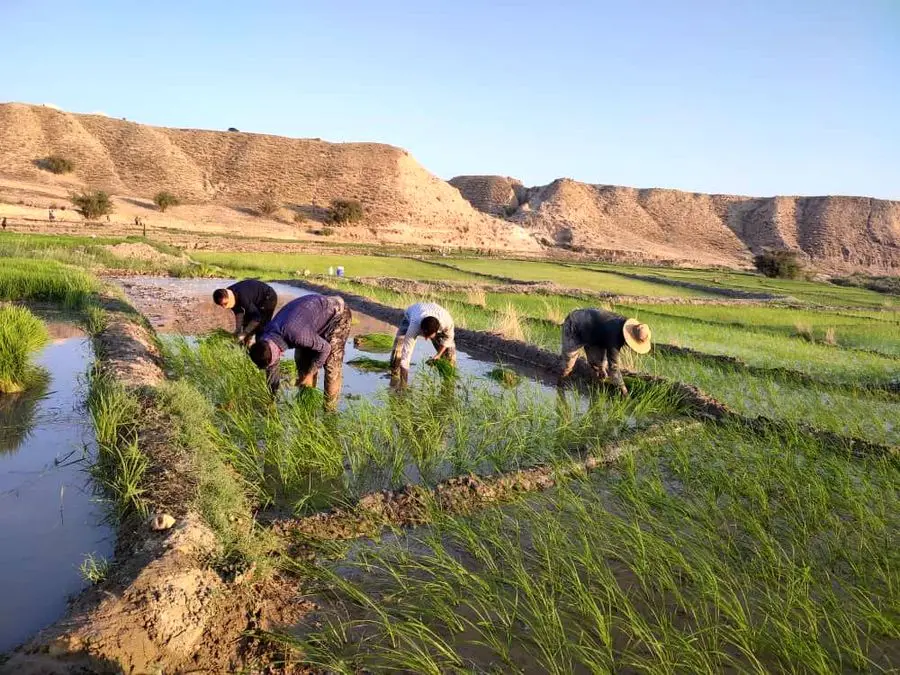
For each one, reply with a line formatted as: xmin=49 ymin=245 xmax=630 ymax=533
xmin=2 ymin=1 xmax=898 ymax=198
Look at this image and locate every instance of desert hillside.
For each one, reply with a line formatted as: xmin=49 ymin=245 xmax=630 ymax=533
xmin=1 ymin=103 xmax=898 ymax=272
xmin=451 ymin=176 xmax=900 ymax=273
xmin=0 ymin=102 xmax=537 ymax=251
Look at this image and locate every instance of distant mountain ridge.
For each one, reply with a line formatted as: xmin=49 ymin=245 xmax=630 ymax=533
xmin=0 ymin=102 xmax=897 ymax=272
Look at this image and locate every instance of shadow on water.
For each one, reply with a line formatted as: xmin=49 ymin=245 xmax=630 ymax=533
xmin=0 ymin=338 xmax=114 ymax=654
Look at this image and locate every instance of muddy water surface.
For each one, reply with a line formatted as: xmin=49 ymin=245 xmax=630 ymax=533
xmin=0 ymin=338 xmax=113 ymax=653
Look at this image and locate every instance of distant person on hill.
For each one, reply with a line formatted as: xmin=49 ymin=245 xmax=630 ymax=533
xmin=390 ymin=301 xmax=456 ymax=387
xmin=1 ymin=217 xmax=6 ymax=230
xmin=248 ymin=293 xmax=351 ymax=409
xmin=213 ymin=279 xmax=278 ymax=345
xmin=557 ymin=308 xmax=651 ymax=396
xmin=48 ymin=209 xmax=55 ymax=221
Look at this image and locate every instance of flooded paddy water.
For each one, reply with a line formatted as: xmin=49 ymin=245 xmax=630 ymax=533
xmin=0 ymin=337 xmax=113 ymax=653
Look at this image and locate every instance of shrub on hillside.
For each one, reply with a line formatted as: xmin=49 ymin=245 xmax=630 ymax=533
xmin=40 ymin=155 xmax=74 ymax=174
xmin=153 ymin=191 xmax=180 ymax=212
xmin=293 ymin=211 xmax=307 ymax=224
xmin=257 ymin=187 xmax=280 ymax=216
xmin=753 ymin=249 xmax=802 ymax=279
xmin=70 ymin=189 xmax=113 ymax=220
xmin=326 ymin=199 xmax=364 ymax=225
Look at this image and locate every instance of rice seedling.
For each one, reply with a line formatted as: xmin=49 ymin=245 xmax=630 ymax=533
xmin=824 ymin=326 xmax=837 ymax=345
xmin=79 ymin=553 xmax=111 ymax=585
xmin=87 ymin=370 xmax=148 ymax=518
xmin=0 ymin=257 xmax=100 ymax=308
xmin=426 ymin=358 xmax=458 ymax=380
xmin=352 ymin=332 xmax=395 ymax=353
xmin=277 ymin=421 xmax=899 ymax=673
xmin=486 ymin=365 xmax=521 ymax=388
xmin=0 ymin=305 xmax=50 ymax=393
xmin=347 ymin=356 xmax=392 ymax=372
xmin=162 ymin=334 xmax=685 ymax=512
xmin=542 ymin=298 xmax=565 ymax=323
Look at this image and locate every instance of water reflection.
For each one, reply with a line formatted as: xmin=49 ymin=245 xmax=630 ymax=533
xmin=0 ymin=369 xmax=50 ymax=456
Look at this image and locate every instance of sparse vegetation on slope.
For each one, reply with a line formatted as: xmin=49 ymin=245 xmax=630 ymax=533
xmin=70 ymin=189 xmax=114 ymax=220
xmin=153 ymin=190 xmax=180 ymax=212
xmin=327 ymin=199 xmax=364 ymax=225
xmin=39 ymin=155 xmax=74 ymax=174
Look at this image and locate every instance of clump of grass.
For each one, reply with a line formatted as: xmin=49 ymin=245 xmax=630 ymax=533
xmin=88 ymin=371 xmax=148 ymax=518
xmin=295 ymin=386 xmax=325 ymax=411
xmin=793 ymin=320 xmax=814 ymax=342
xmin=353 ymin=332 xmax=395 ymax=353
xmin=0 ymin=305 xmax=50 ymax=393
xmin=466 ymin=288 xmax=487 ymax=307
xmin=486 ymin=365 xmax=521 ymax=388
xmin=83 ymin=304 xmax=108 ymax=335
xmin=542 ymin=298 xmax=564 ymax=323
xmin=824 ymin=326 xmax=837 ymax=345
xmin=347 ymin=356 xmax=392 ymax=372
xmin=493 ymin=303 xmax=525 ymax=341
xmin=79 ymin=553 xmax=111 ymax=584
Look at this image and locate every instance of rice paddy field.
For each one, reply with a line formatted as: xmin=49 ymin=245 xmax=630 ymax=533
xmin=0 ymin=238 xmax=898 ymax=672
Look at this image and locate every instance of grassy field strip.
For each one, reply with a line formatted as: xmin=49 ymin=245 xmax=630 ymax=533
xmin=191 ymin=251 xmax=489 ymax=282
xmin=429 ymin=258 xmax=719 ymax=297
xmin=622 ymin=302 xmax=900 ymax=357
xmin=577 ymin=261 xmax=899 ymax=308
xmin=276 ymin=420 xmax=899 ymax=673
xmin=290 ymin=279 xmax=900 ymax=450
xmin=0 ymin=305 xmax=50 ymax=393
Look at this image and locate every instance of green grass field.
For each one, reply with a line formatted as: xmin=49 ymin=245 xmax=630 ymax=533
xmin=192 ymin=251 xmax=486 ymax=282
xmin=436 ymin=258 xmax=718 ymax=297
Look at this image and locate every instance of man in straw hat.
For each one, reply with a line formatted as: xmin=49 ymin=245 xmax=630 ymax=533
xmin=557 ymin=308 xmax=652 ymax=395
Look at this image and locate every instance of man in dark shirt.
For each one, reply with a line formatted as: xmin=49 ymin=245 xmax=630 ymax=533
xmin=248 ymin=293 xmax=351 ymax=410
xmin=213 ymin=279 xmax=278 ymax=345
xmin=558 ymin=308 xmax=652 ymax=395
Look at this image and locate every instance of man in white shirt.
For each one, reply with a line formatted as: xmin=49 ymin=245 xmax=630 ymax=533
xmin=389 ymin=301 xmax=456 ymax=386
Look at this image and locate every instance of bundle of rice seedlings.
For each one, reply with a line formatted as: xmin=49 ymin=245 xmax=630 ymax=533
xmin=353 ymin=332 xmax=395 ymax=353
xmin=348 ymin=356 xmax=392 ymax=372
xmin=487 ymin=366 xmax=521 ymax=388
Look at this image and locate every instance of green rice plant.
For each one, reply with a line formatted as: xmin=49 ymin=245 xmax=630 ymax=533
xmin=83 ymin=303 xmax=108 ymax=335
xmin=426 ymin=358 xmax=458 ymax=380
xmin=279 ymin=422 xmax=899 ymax=672
xmin=0 ymin=305 xmax=50 ymax=393
xmin=87 ymin=371 xmax=148 ymax=518
xmin=352 ymin=332 xmax=396 ymax=353
xmin=347 ymin=356 xmax=392 ymax=372
xmin=163 ymin=333 xmax=686 ymax=512
xmin=486 ymin=365 xmax=521 ymax=388
xmin=79 ymin=553 xmax=111 ymax=585
xmin=0 ymin=258 xmax=99 ymax=308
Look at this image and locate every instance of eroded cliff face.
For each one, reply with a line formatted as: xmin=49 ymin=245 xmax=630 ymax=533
xmin=449 ymin=175 xmax=900 ymax=273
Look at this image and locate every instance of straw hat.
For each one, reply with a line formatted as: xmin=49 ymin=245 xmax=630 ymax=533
xmin=623 ymin=319 xmax=652 ymax=354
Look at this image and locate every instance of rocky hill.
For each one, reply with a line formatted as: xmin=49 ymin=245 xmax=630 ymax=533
xmin=1 ymin=102 xmax=897 ymax=272
xmin=451 ymin=176 xmax=900 ymax=273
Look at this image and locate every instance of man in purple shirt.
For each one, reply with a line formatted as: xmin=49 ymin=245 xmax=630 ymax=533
xmin=248 ymin=293 xmax=351 ymax=410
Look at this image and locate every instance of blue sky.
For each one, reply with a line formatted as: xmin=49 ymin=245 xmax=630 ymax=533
xmin=2 ymin=1 xmax=898 ymax=198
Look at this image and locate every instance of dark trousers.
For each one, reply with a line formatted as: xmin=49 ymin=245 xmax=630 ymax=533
xmin=294 ymin=304 xmax=352 ymax=411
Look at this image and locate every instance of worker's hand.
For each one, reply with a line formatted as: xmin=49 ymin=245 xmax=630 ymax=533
xmin=236 ymin=332 xmax=247 ymax=345
xmin=299 ymin=373 xmax=316 ymax=388
xmin=619 ymin=385 xmax=629 ymax=397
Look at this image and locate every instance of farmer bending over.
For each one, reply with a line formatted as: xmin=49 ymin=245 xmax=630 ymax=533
xmin=558 ymin=308 xmax=651 ymax=396
xmin=248 ymin=293 xmax=351 ymax=410
xmin=390 ymin=302 xmax=456 ymax=386
xmin=213 ymin=279 xmax=278 ymax=345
